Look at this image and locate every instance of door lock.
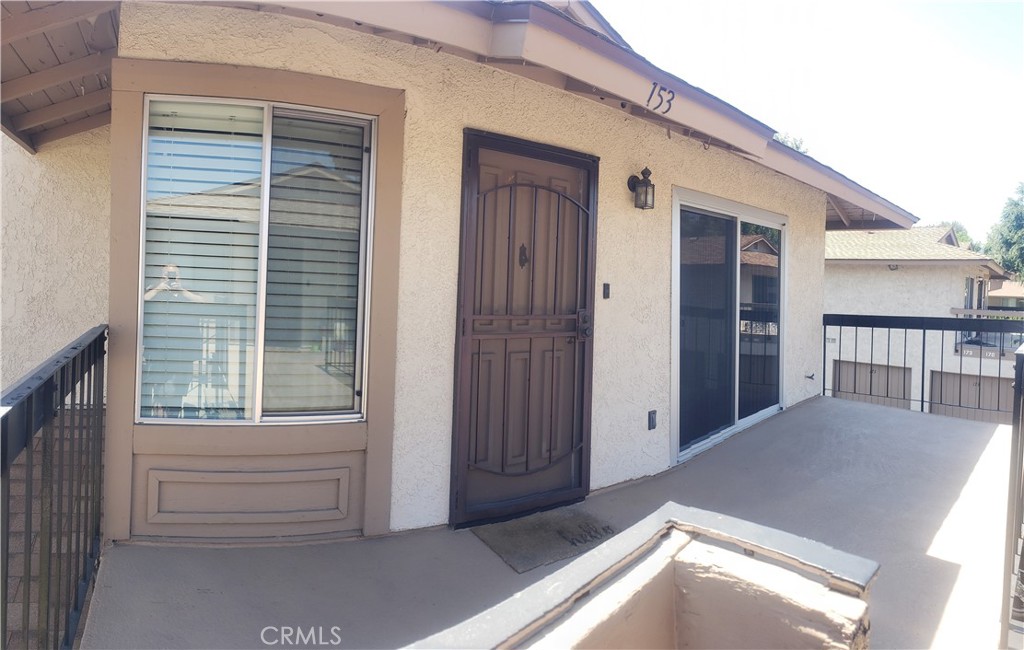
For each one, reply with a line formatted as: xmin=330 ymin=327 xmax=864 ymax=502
xmin=576 ymin=310 xmax=594 ymax=339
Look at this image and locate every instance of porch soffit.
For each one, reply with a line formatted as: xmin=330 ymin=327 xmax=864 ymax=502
xmin=0 ymin=0 xmax=919 ymax=231
xmin=0 ymin=1 xmax=119 ymax=153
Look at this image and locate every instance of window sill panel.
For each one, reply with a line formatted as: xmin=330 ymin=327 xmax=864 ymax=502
xmin=133 ymin=420 xmax=368 ymax=455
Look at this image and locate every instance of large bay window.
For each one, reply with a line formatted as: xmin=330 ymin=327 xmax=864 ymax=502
xmin=138 ymin=97 xmax=373 ymax=421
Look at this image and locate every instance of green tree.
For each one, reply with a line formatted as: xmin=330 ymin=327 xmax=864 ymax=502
xmin=985 ymin=183 xmax=1024 ymax=275
xmin=773 ymin=132 xmax=808 ymax=154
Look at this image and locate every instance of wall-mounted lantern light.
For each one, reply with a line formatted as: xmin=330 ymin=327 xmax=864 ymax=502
xmin=627 ymin=167 xmax=655 ymax=210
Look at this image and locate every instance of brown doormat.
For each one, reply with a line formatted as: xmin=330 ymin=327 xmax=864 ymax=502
xmin=471 ymin=507 xmax=618 ymax=573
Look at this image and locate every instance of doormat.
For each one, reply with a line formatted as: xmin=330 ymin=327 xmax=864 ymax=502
xmin=472 ymin=508 xmax=617 ymax=574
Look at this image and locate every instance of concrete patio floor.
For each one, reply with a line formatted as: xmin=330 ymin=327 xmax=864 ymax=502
xmin=81 ymin=397 xmax=1010 ymax=649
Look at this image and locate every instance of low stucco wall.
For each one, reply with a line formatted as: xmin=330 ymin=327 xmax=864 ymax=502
xmin=420 ymin=523 xmax=872 ymax=650
xmin=1 ymin=128 xmax=111 ymax=387
xmin=535 ymin=540 xmax=870 ymax=649
xmin=108 ymin=2 xmax=822 ymax=531
xmin=674 ymin=541 xmax=868 ymax=649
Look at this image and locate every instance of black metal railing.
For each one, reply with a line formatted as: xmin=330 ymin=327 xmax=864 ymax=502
xmin=822 ymin=314 xmax=1024 ymax=423
xmin=1 ymin=325 xmax=107 ymax=649
xmin=1003 ymin=344 xmax=1024 ymax=649
xmin=950 ymin=308 xmax=1024 ymax=358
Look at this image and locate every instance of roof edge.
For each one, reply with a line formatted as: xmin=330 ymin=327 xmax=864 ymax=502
xmin=761 ymin=140 xmax=919 ymax=228
xmin=216 ymin=0 xmax=921 ymax=229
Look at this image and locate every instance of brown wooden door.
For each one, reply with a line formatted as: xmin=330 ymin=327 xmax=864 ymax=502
xmin=451 ymin=132 xmax=597 ymax=526
xmin=833 ymin=360 xmax=912 ymax=409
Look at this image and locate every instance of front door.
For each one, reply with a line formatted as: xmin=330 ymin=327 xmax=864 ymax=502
xmin=451 ymin=132 xmax=597 ymax=526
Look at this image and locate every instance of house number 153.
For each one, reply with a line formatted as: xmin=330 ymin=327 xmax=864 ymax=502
xmin=646 ymin=82 xmax=675 ymax=115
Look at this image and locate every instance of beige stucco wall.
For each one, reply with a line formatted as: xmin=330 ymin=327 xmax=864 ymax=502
xmin=1 ymin=128 xmax=111 ymax=387
xmin=824 ymin=262 xmax=973 ymax=318
xmin=111 ymin=2 xmax=826 ymax=531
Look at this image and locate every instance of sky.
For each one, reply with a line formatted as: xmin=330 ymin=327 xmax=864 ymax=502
xmin=590 ymin=0 xmax=1024 ymax=243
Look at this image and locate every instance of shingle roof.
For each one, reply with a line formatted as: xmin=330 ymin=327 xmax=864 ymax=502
xmin=825 ymin=227 xmax=994 ymax=262
xmin=679 ymin=236 xmax=779 ymax=268
xmin=990 ymin=281 xmax=1024 ymax=299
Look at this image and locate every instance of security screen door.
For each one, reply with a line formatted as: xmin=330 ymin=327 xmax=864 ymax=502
xmin=451 ymin=132 xmax=597 ymax=526
xmin=678 ymin=209 xmax=781 ymax=451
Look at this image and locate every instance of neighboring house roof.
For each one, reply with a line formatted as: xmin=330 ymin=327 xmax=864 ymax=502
xmin=146 ymin=164 xmax=360 ymax=230
xmin=741 ymin=234 xmax=779 ymax=254
xmin=679 ymin=235 xmax=779 ymax=269
xmin=989 ymin=280 xmax=1024 ymax=299
xmin=825 ymin=226 xmax=1008 ymax=278
xmin=1 ymin=0 xmax=920 ymax=230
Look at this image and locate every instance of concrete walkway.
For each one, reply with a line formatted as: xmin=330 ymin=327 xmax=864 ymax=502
xmin=81 ymin=397 xmax=1009 ymax=649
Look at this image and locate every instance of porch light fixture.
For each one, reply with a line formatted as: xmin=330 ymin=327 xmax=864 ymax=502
xmin=627 ymin=167 xmax=655 ymax=210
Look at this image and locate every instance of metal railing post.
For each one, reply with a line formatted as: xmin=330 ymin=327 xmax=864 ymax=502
xmin=37 ymin=406 xmax=54 ymax=648
xmin=821 ymin=324 xmax=826 ymax=396
xmin=925 ymin=329 xmax=933 ymax=411
xmin=1002 ymin=345 xmax=1024 ymax=649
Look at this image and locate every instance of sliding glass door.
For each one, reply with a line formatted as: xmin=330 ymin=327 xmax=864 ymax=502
xmin=738 ymin=222 xmax=781 ymax=419
xmin=676 ymin=204 xmax=782 ymax=453
xmin=678 ymin=210 xmax=736 ymax=448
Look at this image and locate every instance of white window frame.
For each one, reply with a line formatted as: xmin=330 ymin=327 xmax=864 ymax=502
xmin=670 ymin=187 xmax=788 ymax=465
xmin=134 ymin=94 xmax=377 ymax=425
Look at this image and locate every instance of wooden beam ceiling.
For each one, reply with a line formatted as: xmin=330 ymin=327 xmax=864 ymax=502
xmin=827 ymin=194 xmax=853 ymax=227
xmin=32 ymin=110 xmax=110 ymax=147
xmin=11 ymin=88 xmax=111 ymax=131
xmin=1 ymin=1 xmax=118 ymax=46
xmin=1 ymin=114 xmax=35 ymax=153
xmin=1 ymin=49 xmax=115 ymax=102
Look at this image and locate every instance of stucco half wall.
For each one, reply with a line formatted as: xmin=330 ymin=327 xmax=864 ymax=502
xmin=107 ymin=2 xmax=826 ymax=533
xmin=1 ymin=129 xmax=111 ymax=387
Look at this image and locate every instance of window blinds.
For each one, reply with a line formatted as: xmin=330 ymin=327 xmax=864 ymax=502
xmin=139 ymin=99 xmax=369 ymax=421
xmin=262 ymin=112 xmax=366 ymax=414
xmin=142 ymin=101 xmax=262 ymax=420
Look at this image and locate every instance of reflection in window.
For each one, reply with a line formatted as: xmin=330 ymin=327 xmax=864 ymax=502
xmin=739 ymin=223 xmax=781 ymax=419
xmin=139 ymin=99 xmax=371 ymax=421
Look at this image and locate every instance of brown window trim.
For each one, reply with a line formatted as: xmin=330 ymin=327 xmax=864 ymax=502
xmin=106 ymin=58 xmax=404 ymax=539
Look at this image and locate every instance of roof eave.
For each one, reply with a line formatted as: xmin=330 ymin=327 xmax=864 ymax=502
xmin=200 ymin=1 xmax=921 ymax=228
xmin=826 ymin=257 xmax=1006 ymax=277
xmin=759 ymin=141 xmax=918 ymax=230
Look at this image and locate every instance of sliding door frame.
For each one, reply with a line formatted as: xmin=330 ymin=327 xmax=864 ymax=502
xmin=670 ymin=187 xmax=788 ymax=465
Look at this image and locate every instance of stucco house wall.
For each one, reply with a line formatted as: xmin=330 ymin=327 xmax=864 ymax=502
xmin=1 ymin=129 xmax=111 ymax=387
xmin=823 ymin=263 xmax=969 ymax=318
xmin=3 ymin=1 xmax=830 ymax=536
xmin=116 ymin=0 xmax=825 ymax=531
